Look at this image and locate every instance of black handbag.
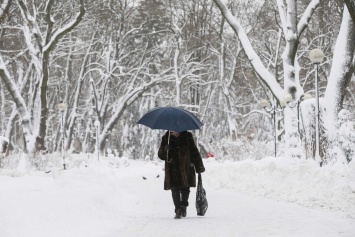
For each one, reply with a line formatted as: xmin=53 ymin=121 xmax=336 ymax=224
xmin=196 ymin=173 xmax=208 ymax=216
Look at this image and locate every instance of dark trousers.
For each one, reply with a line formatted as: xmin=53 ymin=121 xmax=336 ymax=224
xmin=171 ymin=187 xmax=190 ymax=210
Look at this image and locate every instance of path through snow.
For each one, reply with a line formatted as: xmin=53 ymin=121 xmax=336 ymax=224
xmin=0 ymin=159 xmax=354 ymax=237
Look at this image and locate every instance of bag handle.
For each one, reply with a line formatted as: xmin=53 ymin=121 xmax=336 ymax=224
xmin=198 ymin=173 xmax=203 ymax=184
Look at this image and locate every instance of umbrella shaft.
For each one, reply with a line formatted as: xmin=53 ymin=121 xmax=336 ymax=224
xmin=167 ymin=131 xmax=172 ymax=163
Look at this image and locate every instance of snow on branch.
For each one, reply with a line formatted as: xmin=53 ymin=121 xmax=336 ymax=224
xmin=0 ymin=55 xmax=30 ymax=121
xmin=0 ymin=62 xmax=36 ymax=150
xmin=102 ymin=75 xmax=171 ymax=137
xmin=276 ymin=0 xmax=287 ymax=36
xmin=212 ymin=0 xmax=284 ymax=101
xmin=43 ymin=0 xmax=85 ymax=53
xmin=297 ymin=0 xmax=319 ymax=36
xmin=44 ymin=0 xmax=55 ymax=44
xmin=17 ymin=0 xmax=43 ymax=54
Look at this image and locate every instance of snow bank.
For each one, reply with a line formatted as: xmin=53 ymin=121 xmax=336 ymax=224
xmin=2 ymin=158 xmax=354 ymax=237
xmin=204 ymin=157 xmax=355 ymax=218
xmin=1 ymin=154 xmax=354 ymax=237
xmin=1 ymin=153 xmax=354 ymax=220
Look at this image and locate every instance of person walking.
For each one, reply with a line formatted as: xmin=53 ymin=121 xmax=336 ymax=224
xmin=158 ymin=130 xmax=205 ymax=219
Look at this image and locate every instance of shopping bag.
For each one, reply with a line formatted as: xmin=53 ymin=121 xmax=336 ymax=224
xmin=195 ymin=173 xmax=208 ymax=216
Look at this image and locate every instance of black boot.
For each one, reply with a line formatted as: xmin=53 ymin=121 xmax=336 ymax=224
xmin=174 ymin=208 xmax=182 ymax=219
xmin=180 ymin=200 xmax=188 ymax=218
xmin=181 ymin=206 xmax=187 ymax=217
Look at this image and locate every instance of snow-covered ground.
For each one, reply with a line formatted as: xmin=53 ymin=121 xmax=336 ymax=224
xmin=0 ymin=155 xmax=354 ymax=237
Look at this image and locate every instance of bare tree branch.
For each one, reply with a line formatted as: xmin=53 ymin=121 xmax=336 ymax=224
xmin=0 ymin=0 xmax=12 ymax=24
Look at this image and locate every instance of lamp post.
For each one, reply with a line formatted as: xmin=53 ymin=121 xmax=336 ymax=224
xmin=308 ymin=48 xmax=325 ymax=163
xmin=57 ymin=102 xmax=67 ymax=170
xmin=111 ymin=128 xmax=116 ymax=148
xmin=284 ymin=93 xmax=313 ymax=133
xmin=94 ymin=120 xmax=100 ymax=162
xmin=259 ymin=99 xmax=285 ymax=157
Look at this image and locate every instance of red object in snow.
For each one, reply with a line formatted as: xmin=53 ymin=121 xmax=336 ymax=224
xmin=206 ymin=152 xmax=214 ymax=158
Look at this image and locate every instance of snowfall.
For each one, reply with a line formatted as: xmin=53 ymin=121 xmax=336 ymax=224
xmin=0 ymin=153 xmax=355 ymax=237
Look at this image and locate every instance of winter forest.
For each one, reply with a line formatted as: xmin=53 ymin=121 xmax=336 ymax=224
xmin=0 ymin=0 xmax=355 ymax=167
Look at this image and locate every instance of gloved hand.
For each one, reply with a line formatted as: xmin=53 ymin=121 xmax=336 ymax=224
xmin=164 ymin=144 xmax=176 ymax=152
xmin=196 ymin=166 xmax=205 ymax=173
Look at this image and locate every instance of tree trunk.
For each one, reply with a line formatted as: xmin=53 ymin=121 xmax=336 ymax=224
xmin=324 ymin=6 xmax=355 ymax=137
xmin=0 ymin=57 xmax=36 ymax=152
xmin=212 ymin=0 xmax=319 ymax=157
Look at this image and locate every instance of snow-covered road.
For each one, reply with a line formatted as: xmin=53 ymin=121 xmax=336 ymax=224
xmin=0 ymin=159 xmax=354 ymax=237
xmin=114 ymin=187 xmax=354 ymax=237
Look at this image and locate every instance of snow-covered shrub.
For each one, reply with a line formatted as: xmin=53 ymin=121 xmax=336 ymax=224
xmin=328 ymin=109 xmax=355 ymax=163
xmin=211 ymin=137 xmax=273 ymax=161
xmin=1 ymin=151 xmax=21 ymax=170
xmin=106 ymin=148 xmax=120 ymax=168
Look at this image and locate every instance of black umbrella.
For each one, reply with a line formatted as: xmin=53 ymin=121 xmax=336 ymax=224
xmin=137 ymin=107 xmax=203 ymax=162
xmin=137 ymin=106 xmax=203 ymax=132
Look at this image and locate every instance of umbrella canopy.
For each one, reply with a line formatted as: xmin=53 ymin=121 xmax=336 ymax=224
xmin=137 ymin=107 xmax=203 ymax=132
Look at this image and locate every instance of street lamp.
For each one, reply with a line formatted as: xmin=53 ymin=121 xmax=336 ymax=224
xmin=57 ymin=102 xmax=67 ymax=170
xmin=309 ymin=48 xmax=325 ymax=163
xmin=259 ymin=99 xmax=285 ymax=157
xmin=94 ymin=120 xmax=100 ymax=162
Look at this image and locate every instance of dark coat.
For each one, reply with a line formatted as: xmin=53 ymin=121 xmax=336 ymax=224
xmin=158 ymin=131 xmax=205 ymax=190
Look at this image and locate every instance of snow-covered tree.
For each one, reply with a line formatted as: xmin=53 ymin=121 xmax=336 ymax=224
xmin=0 ymin=0 xmax=85 ymax=153
xmin=1 ymin=0 xmax=353 ymax=165
xmin=323 ymin=5 xmax=355 ymax=163
xmin=212 ymin=0 xmax=355 ymax=163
